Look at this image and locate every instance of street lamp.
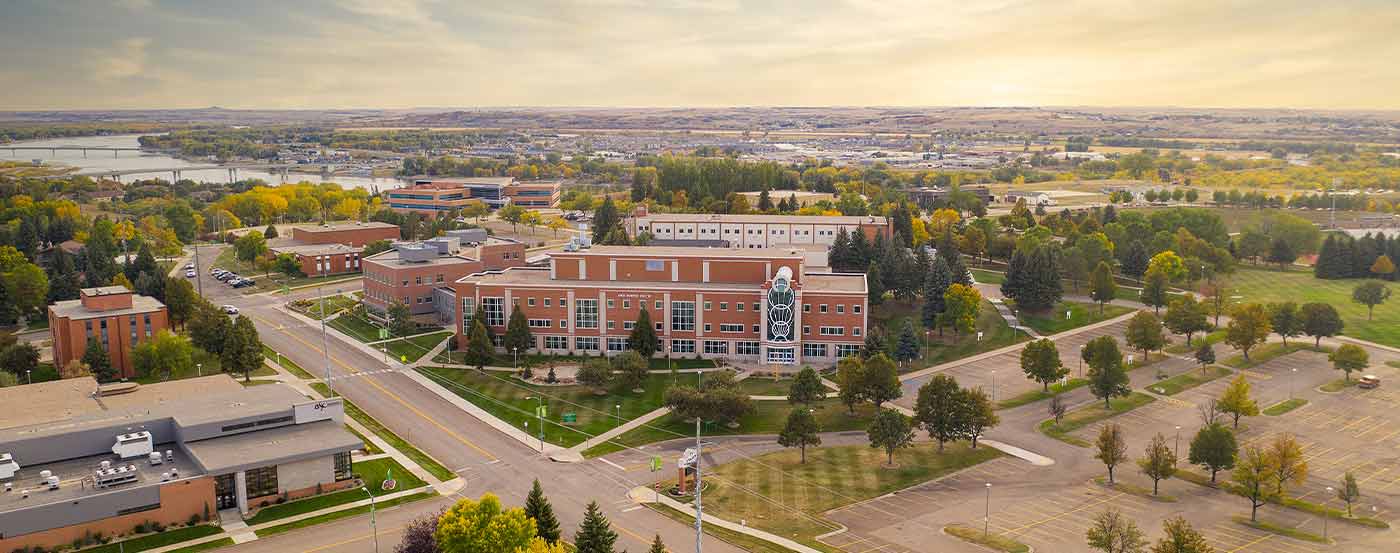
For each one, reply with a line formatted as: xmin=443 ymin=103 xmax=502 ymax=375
xmin=1174 ymin=425 xmax=1181 ymax=460
xmin=1325 ymin=486 xmax=1334 ymax=541
xmin=1078 ymin=345 xmax=1084 ymax=378
xmin=983 ymin=483 xmax=992 ymax=539
xmin=359 ymin=486 xmax=379 ymax=553
xmin=197 ymin=363 xmax=202 ymax=377
xmin=616 ymin=404 xmax=622 ymax=429
xmin=990 ymin=371 xmax=996 ymax=403
xmin=525 ymin=396 xmax=545 ymax=451
xmin=513 ymin=347 xmax=519 ymax=368
xmin=1290 ymin=367 xmax=1297 ymax=399
xmin=26 ymin=370 xmax=31 ymax=385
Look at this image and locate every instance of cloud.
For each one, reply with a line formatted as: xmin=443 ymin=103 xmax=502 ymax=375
xmin=90 ymin=37 xmax=151 ymax=82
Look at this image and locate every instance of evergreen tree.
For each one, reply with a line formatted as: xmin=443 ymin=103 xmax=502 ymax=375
xmin=591 ymin=198 xmax=621 ymax=244
xmin=524 ymin=479 xmax=561 ymax=544
xmin=1266 ymin=237 xmax=1296 ymax=270
xmin=46 ymin=249 xmax=82 ymax=302
xmin=574 ymin=501 xmax=619 ymax=553
xmin=787 ymin=366 xmax=826 ymax=406
xmin=465 ymin=319 xmax=494 ymax=369
xmin=263 ymin=224 xmax=279 ymax=239
xmin=222 ymin=315 xmax=263 ymax=382
xmin=895 ymin=320 xmax=920 ymax=364
xmin=649 ymin=535 xmax=666 ymax=553
xmin=1000 ymin=248 xmax=1030 ymax=304
xmin=1120 ymin=240 xmax=1150 ymax=279
xmin=628 ymin=308 xmax=659 ymax=358
xmin=946 ymin=248 xmax=972 ymax=287
xmin=862 ymin=329 xmax=887 ymax=359
xmin=830 ymin=228 xmax=855 ymax=272
xmin=1314 ymin=234 xmax=1344 ymax=279
xmin=1140 ymin=268 xmax=1170 ymax=314
xmin=504 ymin=308 xmax=534 ymax=356
xmin=922 ymin=256 xmax=953 ymax=330
xmin=777 ymin=407 xmax=822 ymax=463
xmin=866 ymin=260 xmax=886 ymax=305
xmin=83 ymin=338 xmax=114 ymax=383
xmin=757 ymin=188 xmax=774 ymax=211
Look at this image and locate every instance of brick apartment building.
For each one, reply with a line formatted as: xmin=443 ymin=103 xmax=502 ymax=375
xmin=386 ymin=177 xmax=560 ymax=214
xmin=362 ymin=230 xmax=527 ymax=320
xmin=48 ymin=287 xmax=170 ymax=379
xmin=627 ymin=207 xmax=891 ymax=249
xmin=289 ymin=221 xmax=399 ymax=247
xmin=452 ymin=246 xmax=867 ymax=366
xmin=268 ymin=243 xmax=365 ymax=277
xmin=263 ymin=221 xmax=399 ymax=277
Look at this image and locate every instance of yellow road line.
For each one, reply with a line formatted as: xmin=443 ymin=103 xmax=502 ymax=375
xmin=1338 ymin=415 xmax=1374 ymax=432
xmin=1003 ymin=492 xmax=1126 ymax=534
xmin=1373 ymin=428 xmax=1400 ymax=444
xmin=1357 ymin=467 xmax=1392 ymax=486
xmin=1226 ymin=532 xmax=1273 ymax=553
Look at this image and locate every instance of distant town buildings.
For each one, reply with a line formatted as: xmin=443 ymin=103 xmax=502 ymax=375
xmin=908 ymin=185 xmax=992 ymax=210
xmin=48 ymin=287 xmax=170 ymax=379
xmin=387 ymin=177 xmax=560 ymax=214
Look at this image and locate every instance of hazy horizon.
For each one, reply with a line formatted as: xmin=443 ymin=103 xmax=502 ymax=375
xmin=3 ymin=0 xmax=1398 ymax=111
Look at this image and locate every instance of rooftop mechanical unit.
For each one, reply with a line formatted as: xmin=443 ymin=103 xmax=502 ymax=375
xmin=94 ymin=464 xmax=139 ymax=489
xmin=112 ymin=431 xmax=153 ymax=460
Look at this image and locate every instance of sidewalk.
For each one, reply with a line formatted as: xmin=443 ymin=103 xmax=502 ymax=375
xmin=628 ymin=486 xmax=827 ymax=553
xmin=566 ymin=406 xmax=672 ymax=457
xmin=898 ymin=309 xmax=1137 ymax=382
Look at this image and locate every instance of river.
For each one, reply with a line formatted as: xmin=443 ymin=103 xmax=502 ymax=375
xmin=2 ymin=134 xmax=405 ymax=192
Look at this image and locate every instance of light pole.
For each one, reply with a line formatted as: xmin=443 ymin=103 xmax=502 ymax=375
xmin=983 ymin=482 xmax=992 ymax=539
xmin=1174 ymin=425 xmax=1181 ymax=460
xmin=526 ymin=396 xmax=545 ymax=452
xmin=1324 ymin=486 xmax=1334 ymax=541
xmin=616 ymin=404 xmax=622 ymax=429
xmin=513 ymin=347 xmax=519 ymax=368
xmin=1078 ymin=345 xmax=1084 ymax=378
xmin=318 ymin=264 xmax=331 ymax=393
xmin=695 ymin=369 xmax=704 ymax=553
xmin=197 ymin=363 xmax=202 ymax=377
xmin=26 ymin=370 xmax=31 ymax=385
xmin=359 ymin=486 xmax=379 ymax=553
xmin=193 ymin=242 xmax=203 ymax=297
xmin=1328 ymin=186 xmax=1337 ymax=230
xmin=1290 ymin=367 xmax=1297 ymax=399
xmin=990 ymin=371 xmax=996 ymax=403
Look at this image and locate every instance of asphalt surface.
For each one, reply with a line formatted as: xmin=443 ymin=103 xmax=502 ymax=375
xmin=191 ymin=245 xmax=739 ymax=553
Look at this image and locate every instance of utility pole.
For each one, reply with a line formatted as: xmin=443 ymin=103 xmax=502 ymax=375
xmin=193 ymin=242 xmax=202 ymax=297
xmin=319 ymin=262 xmax=331 ymax=392
xmin=695 ymin=370 xmax=703 ymax=553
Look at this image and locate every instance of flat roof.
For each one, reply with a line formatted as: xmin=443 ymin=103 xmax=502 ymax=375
xmin=636 ymin=213 xmax=888 ymax=225
xmin=270 ymin=243 xmax=364 ymax=256
xmin=407 ymin=176 xmax=515 ymax=186
xmin=460 ymin=267 xmax=865 ymax=294
xmin=364 ymin=249 xmax=477 ymax=266
xmin=0 ymin=378 xmax=100 ymax=431
xmin=81 ymin=286 xmax=131 ymax=297
xmin=48 ymin=294 xmax=165 ymax=321
xmin=184 ymin=420 xmax=361 ymax=474
xmin=555 ymin=245 xmax=807 ymax=258
xmin=0 ymin=444 xmax=204 ymax=514
xmin=292 ymin=221 xmax=397 ymax=232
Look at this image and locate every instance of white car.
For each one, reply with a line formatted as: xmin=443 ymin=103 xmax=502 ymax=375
xmin=221 ymin=305 xmax=240 ymax=315
xmin=184 ymin=262 xmax=195 ymax=270
xmin=185 ymin=270 xmax=196 ymax=278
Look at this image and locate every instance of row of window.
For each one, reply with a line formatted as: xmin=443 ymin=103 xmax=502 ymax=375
xmin=804 ymin=303 xmax=862 ymax=315
xmin=363 ymin=270 xmax=447 ymax=287
xmin=523 ymin=336 xmax=858 ymax=358
xmin=476 ymin=296 xmax=862 ymax=337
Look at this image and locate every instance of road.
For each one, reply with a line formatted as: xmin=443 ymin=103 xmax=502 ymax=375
xmin=191 ymin=245 xmax=738 ymax=553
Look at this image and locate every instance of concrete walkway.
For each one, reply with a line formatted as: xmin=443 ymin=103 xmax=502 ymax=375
xmin=987 ymin=297 xmax=1042 ymax=338
xmin=628 ymin=486 xmax=827 ymax=553
xmin=885 ymin=403 xmax=1055 ymax=466
xmin=566 ymin=406 xmax=672 ymax=457
xmin=898 ymin=309 xmax=1138 ymax=382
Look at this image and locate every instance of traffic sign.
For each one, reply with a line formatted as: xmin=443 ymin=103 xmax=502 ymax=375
xmin=536 ymin=405 xmax=548 ymax=418
xmin=562 ymin=413 xmax=577 ymax=424
xmin=378 ymin=328 xmax=389 ymax=340
xmin=650 ymin=456 xmax=663 ymax=472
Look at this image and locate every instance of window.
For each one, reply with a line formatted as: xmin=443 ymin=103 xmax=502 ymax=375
xmin=607 ymin=337 xmax=629 ymax=352
xmin=853 ymin=327 xmax=862 ymax=336
xmin=436 ymin=274 xmax=445 ymax=283
xmin=623 ymin=300 xmax=631 ymax=309
xmin=245 ymin=466 xmax=278 ymax=499
xmin=143 ymin=314 xmax=152 ymax=337
xmin=608 ymin=321 xmax=616 ymax=329
xmin=544 ymin=336 xmax=568 ymax=349
xmin=415 ymin=276 xmax=423 ymax=285
xmin=703 ymin=323 xmax=711 ymax=333
xmin=803 ymin=325 xmax=811 ymax=335
xmin=803 ymin=343 xmax=828 ymax=357
xmin=607 ymin=299 xmax=615 ymax=309
xmin=736 ymin=302 xmax=744 ymax=312
xmin=544 ymin=298 xmax=551 ymax=307
xmin=575 ymin=337 xmax=599 ymax=351
xmin=529 ymin=319 xmax=551 ymax=328
xmin=836 ymin=344 xmax=861 ymax=358
xmin=719 ymin=323 xmax=744 ymax=333
xmin=735 ymin=342 xmax=760 ymax=355
xmin=334 ymin=451 xmax=353 ymax=481
xmin=719 ymin=302 xmax=728 ymax=311
xmin=528 ymin=297 xmax=536 ymax=307
xmin=671 ymin=339 xmax=695 ymax=353
xmin=704 ymin=301 xmax=712 ymax=311
xmin=623 ymin=321 xmax=635 ymax=330
xmin=560 ymin=319 xmax=568 ymax=329
xmin=837 ymin=305 xmax=845 ymax=314
xmin=853 ymin=305 xmax=862 ymax=314
xmin=575 ymin=299 xmax=599 ymax=329
xmin=482 ymin=297 xmax=505 ymax=326
xmin=671 ymin=301 xmax=695 ymax=331
xmin=803 ymin=304 xmax=811 ymax=313
xmin=820 ymin=326 xmax=845 ymax=336
xmin=655 ymin=322 xmax=663 ymax=331
xmin=752 ymin=324 xmax=761 ymax=333
xmin=820 ymin=304 xmax=828 ymax=314
xmin=752 ymin=302 xmax=760 ymax=311
xmin=461 ymin=297 xmax=476 ymax=330
xmin=703 ymin=340 xmax=728 ymax=355
xmin=655 ymin=300 xmax=663 ymax=311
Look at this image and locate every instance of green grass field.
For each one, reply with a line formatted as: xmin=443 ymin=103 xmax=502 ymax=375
xmin=418 ymin=367 xmax=675 ymax=448
xmin=310 ymin=383 xmax=455 ymax=482
xmin=264 ymin=345 xmax=316 ymax=379
xmin=133 ymin=348 xmax=274 ymax=384
xmin=243 ymin=457 xmax=425 ymax=524
xmin=1148 ymin=365 xmax=1233 ymax=396
xmin=872 ymin=299 xmax=1027 ymax=374
xmin=1016 ymin=301 xmax=1134 ymax=336
xmin=699 ymin=443 xmax=1001 ymax=551
xmin=291 ymin=295 xmax=359 ymax=320
xmin=1263 ymin=398 xmax=1308 ymax=416
xmin=77 ymin=525 xmax=223 ymax=553
xmin=737 ymin=377 xmax=805 ymax=397
xmin=432 ymin=348 xmax=717 ymax=370
xmin=584 ymin=398 xmax=878 ymax=457
xmin=997 ymin=378 xmax=1088 ymax=410
xmin=380 ymin=332 xmax=453 ymax=363
xmin=254 ymin=492 xmax=437 ymax=538
xmin=1227 ymin=266 xmax=1399 ymax=348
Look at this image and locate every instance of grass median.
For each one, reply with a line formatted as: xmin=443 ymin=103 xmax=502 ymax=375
xmin=1147 ymin=365 xmax=1232 ymax=396
xmin=310 ymin=382 xmax=455 ymax=482
xmin=380 ymin=332 xmax=453 ymax=363
xmin=1038 ymin=392 xmax=1156 ymax=447
xmin=1263 ymin=398 xmax=1308 ymax=416
xmin=1233 ymin=516 xmax=1330 ymax=544
xmin=1176 ymin=469 xmax=1389 ymax=529
xmin=244 ymin=457 xmax=426 ymax=525
xmin=647 ymin=504 xmax=801 ymax=553
xmin=1015 ymin=301 xmax=1133 ymax=336
xmin=997 ymin=378 xmax=1087 ymax=410
xmin=254 ymin=492 xmax=438 ymax=538
xmin=583 ymin=399 xmax=878 ymax=458
xmin=1223 ymin=342 xmax=1329 ymax=370
xmin=944 ymin=524 xmax=1030 ymax=553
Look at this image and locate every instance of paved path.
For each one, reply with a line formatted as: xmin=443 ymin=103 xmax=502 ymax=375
xmin=567 ymin=406 xmax=673 ymax=458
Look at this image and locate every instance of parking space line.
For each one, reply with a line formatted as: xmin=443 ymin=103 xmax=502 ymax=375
xmin=1338 ymin=415 xmax=1374 ymax=432
xmin=1358 ymin=467 xmax=1393 ymax=486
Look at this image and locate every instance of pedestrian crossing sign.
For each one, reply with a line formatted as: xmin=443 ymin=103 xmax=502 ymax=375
xmin=536 ymin=405 xmax=548 ymax=418
xmin=650 ymin=456 xmax=662 ymax=472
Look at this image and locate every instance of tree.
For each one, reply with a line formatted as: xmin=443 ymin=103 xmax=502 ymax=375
xmin=1329 ymin=343 xmax=1369 ymax=381
xmin=524 ymin=480 xmax=561 ymax=544
xmin=866 ymin=261 xmax=885 ymax=305
xmin=1086 ymin=509 xmax=1146 ymax=553
xmin=1371 ymin=254 xmax=1396 ymax=278
xmin=778 ymin=407 xmax=822 ymax=463
xmin=1265 ymin=302 xmax=1302 ymax=346
xmin=1147 ymin=250 xmax=1187 ymax=282
xmin=1352 ymin=281 xmax=1391 ymax=320
xmin=504 ymin=308 xmax=534 ymax=356
xmin=394 ymin=510 xmax=442 ymax=553
xmin=3 ymin=262 xmax=49 ymax=318
xmin=1236 ymin=230 xmax=1270 ymax=264
xmin=1163 ymin=295 xmax=1208 ymax=347
xmin=1299 ymin=302 xmax=1343 ymax=347
xmin=1151 ymin=516 xmax=1213 ymax=553
xmin=922 ymin=256 xmax=953 ymax=329
xmin=663 ymin=372 xmax=754 ymax=426
xmin=612 ymin=351 xmax=648 ymax=392
xmin=1234 ymin=446 xmax=1277 ymax=522
xmin=1096 ymin=423 xmax=1129 ymax=484
xmin=1188 ymin=423 xmax=1237 ymax=483
xmin=131 ymin=330 xmax=195 ymax=381
xmin=1020 ymin=338 xmax=1067 ymax=392
xmin=1194 ymin=342 xmax=1215 ymax=371
xmin=836 ymin=356 xmax=865 ymax=414
xmin=1048 ymin=394 xmax=1067 ymax=423
xmin=519 ymin=538 xmax=568 ymax=553
xmin=82 ymin=338 xmax=115 ymax=382
xmin=1266 ymin=237 xmax=1296 ymax=270
xmin=434 ymin=493 xmax=536 ymax=553
xmin=1120 ymin=241 xmax=1150 ymax=280
xmin=1136 ymin=433 xmax=1176 ymax=496
xmin=576 ymin=358 xmax=613 ymax=392
xmin=0 ymin=343 xmax=39 ymax=379
xmin=1338 ymin=472 xmax=1360 ymax=518
xmin=1089 ymin=261 xmax=1118 ymax=314
xmin=464 ymin=319 xmax=494 ymax=369
xmin=861 ymin=353 xmax=902 ymax=407
xmin=1139 ymin=268 xmax=1170 ymax=314
xmin=627 ymin=307 xmax=658 ymax=358
xmin=1125 ymin=311 xmax=1165 ymax=359
xmin=1217 ymin=374 xmax=1259 ymax=429
xmin=499 ymin=204 xmax=526 ymax=233
xmin=263 ymin=223 xmax=279 ymax=239
xmin=894 ymin=319 xmax=920 ymax=364
xmin=788 ymin=367 xmax=826 ymax=407
xmin=914 ymin=375 xmax=965 ymax=453
xmin=574 ymin=501 xmax=618 ymax=553
xmin=222 ymin=315 xmax=263 ymax=382
xmin=364 ymin=239 xmax=393 ymax=257
xmin=1269 ymin=433 xmax=1308 ymax=497
xmin=866 ymin=408 xmax=915 ymax=466
xmin=1084 ymin=336 xmax=1130 ymax=408
xmin=387 ymin=300 xmax=415 ymax=337
xmin=961 ymin=387 xmax=998 ymax=449
xmin=1007 ymin=245 xmax=1063 ymax=311
xmin=188 ymin=300 xmax=230 ymax=354
xmin=234 ymin=231 xmax=267 ymax=262
xmin=942 ymin=283 xmax=981 ymax=336
xmin=1224 ymin=303 xmax=1271 ymax=362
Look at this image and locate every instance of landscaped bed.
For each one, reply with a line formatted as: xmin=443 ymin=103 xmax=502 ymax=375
xmin=1147 ymin=365 xmax=1233 ymax=396
xmin=243 ymin=457 xmax=425 ymax=525
xmin=1014 ymin=301 xmax=1134 ymax=336
xmin=584 ymin=398 xmax=878 ymax=458
xmin=1038 ymin=392 xmax=1157 ymax=447
xmin=872 ymin=299 xmax=1027 ymax=374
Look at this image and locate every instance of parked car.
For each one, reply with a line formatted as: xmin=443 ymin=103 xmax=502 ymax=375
xmin=226 ymin=278 xmax=242 ymax=286
xmin=184 ymin=270 xmax=196 ymax=278
xmin=221 ymin=305 xmax=240 ymax=315
xmin=1359 ymin=375 xmax=1381 ymax=389
xmin=210 ymin=267 xmax=223 ymax=275
xmin=217 ymin=273 xmax=238 ymax=282
xmin=233 ymin=279 xmax=255 ymax=288
xmin=184 ymin=262 xmax=195 ymax=270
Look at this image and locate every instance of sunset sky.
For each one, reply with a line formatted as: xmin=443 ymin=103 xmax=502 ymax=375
xmin=2 ymin=0 xmax=1397 ymax=110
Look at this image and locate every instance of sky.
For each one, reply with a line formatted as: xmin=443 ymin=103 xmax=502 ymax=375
xmin=1 ymin=0 xmax=1398 ymax=110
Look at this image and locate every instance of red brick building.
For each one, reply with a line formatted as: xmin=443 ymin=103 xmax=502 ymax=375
xmin=387 ymin=177 xmax=560 ymax=214
xmin=362 ymin=235 xmax=527 ymax=318
xmin=289 ymin=222 xmax=399 ymax=247
xmin=268 ymin=243 xmax=365 ymax=277
xmin=627 ymin=207 xmax=891 ymax=248
xmin=47 ymin=287 xmax=170 ymax=379
xmin=452 ymin=246 xmax=867 ymax=366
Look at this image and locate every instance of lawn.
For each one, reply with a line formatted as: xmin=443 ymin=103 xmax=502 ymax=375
xmin=871 ymin=299 xmax=1027 ymax=374
xmin=648 ymin=504 xmax=797 ymax=553
xmin=329 ymin=309 xmax=444 ymax=343
xmin=1227 ymin=266 xmax=1400 ymax=348
xmin=244 ymin=457 xmax=425 ymax=525
xmin=737 ymin=376 xmax=804 ymax=397
xmin=1146 ymin=365 xmax=1233 ymax=396
xmin=1263 ymin=398 xmax=1308 ymax=416
xmin=1222 ymin=342 xmax=1329 ymax=370
xmin=997 ymin=378 xmax=1088 ymax=410
xmin=1165 ymin=329 xmax=1225 ymax=354
xmin=417 ymin=367 xmax=675 ymax=449
xmin=944 ymin=525 xmax=1030 ymax=553
xmin=310 ymin=383 xmax=455 ymax=482
xmin=698 ymin=443 xmax=1001 ymax=552
xmin=432 ymin=348 xmax=716 ymax=370
xmin=164 ymin=539 xmax=234 ymax=553
xmin=290 ymin=295 xmax=359 ymax=320
xmin=381 ymin=332 xmax=453 ymax=363
xmin=585 ymin=398 xmax=878 ymax=458
xmin=1319 ymin=378 xmax=1359 ymax=393
xmin=132 ymin=348 xmax=274 ymax=384
xmin=254 ymin=492 xmax=437 ymax=538
xmin=1038 ymin=392 xmax=1157 ymax=447
xmin=76 ymin=525 xmax=223 ymax=553
xmin=1015 ymin=301 xmax=1133 ymax=336
xmin=264 ymin=345 xmax=315 ymax=380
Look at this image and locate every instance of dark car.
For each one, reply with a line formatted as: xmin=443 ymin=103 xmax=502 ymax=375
xmin=232 ymin=279 xmax=255 ymax=288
